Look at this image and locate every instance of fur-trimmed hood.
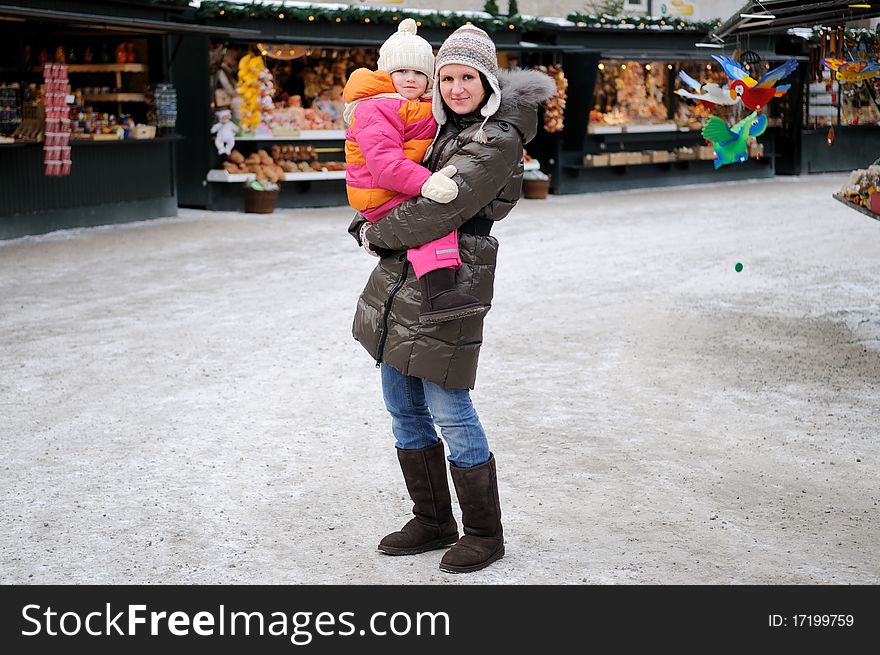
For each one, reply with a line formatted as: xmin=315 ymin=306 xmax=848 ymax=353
xmin=490 ymin=69 xmax=557 ymax=143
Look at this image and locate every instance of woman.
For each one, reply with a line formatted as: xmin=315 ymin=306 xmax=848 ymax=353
xmin=349 ymin=25 xmax=555 ymax=573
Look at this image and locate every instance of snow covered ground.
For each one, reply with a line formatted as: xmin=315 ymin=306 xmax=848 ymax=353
xmin=2 ymin=173 xmax=879 ymax=584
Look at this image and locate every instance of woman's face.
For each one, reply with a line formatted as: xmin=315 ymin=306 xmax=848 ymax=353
xmin=438 ymin=64 xmax=486 ymax=115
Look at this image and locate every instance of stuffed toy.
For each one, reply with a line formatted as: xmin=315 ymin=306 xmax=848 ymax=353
xmin=210 ymin=109 xmax=239 ymax=155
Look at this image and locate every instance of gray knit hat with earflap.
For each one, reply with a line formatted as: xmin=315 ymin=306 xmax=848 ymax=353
xmin=432 ymin=25 xmax=501 ymax=144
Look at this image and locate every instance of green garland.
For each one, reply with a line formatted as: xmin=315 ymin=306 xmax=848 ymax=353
xmin=196 ymin=1 xmax=543 ymax=32
xmin=566 ymin=12 xmax=722 ymax=32
xmin=195 ymin=2 xmax=720 ymax=33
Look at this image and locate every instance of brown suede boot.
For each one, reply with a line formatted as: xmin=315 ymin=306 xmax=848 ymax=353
xmin=378 ymin=440 xmax=459 ymax=555
xmin=419 ymin=268 xmax=489 ymax=325
xmin=439 ymin=454 xmax=505 ymax=573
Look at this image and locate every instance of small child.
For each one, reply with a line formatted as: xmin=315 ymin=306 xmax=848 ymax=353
xmin=344 ymin=19 xmax=487 ymax=324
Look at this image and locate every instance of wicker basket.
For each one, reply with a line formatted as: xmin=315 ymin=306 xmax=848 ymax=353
xmin=522 ymin=177 xmax=550 ymax=199
xmin=244 ymin=187 xmax=280 ymax=213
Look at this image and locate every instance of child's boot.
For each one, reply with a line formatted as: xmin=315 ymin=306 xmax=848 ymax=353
xmin=419 ymin=268 xmax=489 ymax=324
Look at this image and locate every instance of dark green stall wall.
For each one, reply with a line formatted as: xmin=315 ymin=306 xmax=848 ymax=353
xmin=801 ymin=126 xmax=880 ymax=173
xmin=0 ymin=139 xmax=178 ymax=240
xmin=169 ymin=34 xmax=212 ymax=208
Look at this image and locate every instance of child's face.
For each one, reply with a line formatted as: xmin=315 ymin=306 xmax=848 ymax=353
xmin=391 ymin=69 xmax=429 ymax=101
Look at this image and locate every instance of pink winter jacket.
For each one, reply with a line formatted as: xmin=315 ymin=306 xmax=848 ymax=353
xmin=344 ymin=68 xmax=437 ymax=221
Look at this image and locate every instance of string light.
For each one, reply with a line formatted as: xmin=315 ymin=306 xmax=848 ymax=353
xmin=202 ymin=5 xmax=711 ymax=33
xmin=667 ymin=64 xmax=673 ymax=70
xmin=598 ymin=63 xmax=605 ymax=70
xmin=645 ymin=63 xmax=652 ymax=71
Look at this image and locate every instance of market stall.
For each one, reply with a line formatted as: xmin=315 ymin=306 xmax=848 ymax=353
xmin=201 ymin=42 xmax=371 ymax=212
xmin=833 ymin=161 xmax=880 ymax=222
xmin=709 ymin=0 xmax=880 ymax=176
xmin=0 ymin=0 xmax=223 ymax=239
xmin=799 ymin=27 xmax=880 ymax=173
xmin=521 ymin=15 xmax=787 ymax=195
xmin=181 ymin=3 xmax=546 ymax=212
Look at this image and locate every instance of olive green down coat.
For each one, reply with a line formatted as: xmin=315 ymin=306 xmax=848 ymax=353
xmin=349 ymin=69 xmax=556 ymax=389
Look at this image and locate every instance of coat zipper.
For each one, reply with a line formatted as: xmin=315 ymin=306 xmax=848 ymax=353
xmin=375 ymin=258 xmax=410 ymax=367
xmin=427 ymin=132 xmax=459 ymax=172
xmin=374 ymin=129 xmax=457 ymax=367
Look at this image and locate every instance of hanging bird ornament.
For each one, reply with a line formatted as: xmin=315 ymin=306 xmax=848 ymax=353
xmin=675 ymin=70 xmax=739 ymax=106
xmin=712 ymin=56 xmax=799 ymax=110
xmin=701 ymin=111 xmax=768 ymax=169
xmin=820 ymin=58 xmax=880 ymax=83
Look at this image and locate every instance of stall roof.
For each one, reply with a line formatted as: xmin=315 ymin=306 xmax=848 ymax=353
xmin=712 ymin=1 xmax=880 ymax=40
xmin=597 ymin=48 xmax=800 ymax=61
xmin=0 ymin=3 xmax=260 ymax=37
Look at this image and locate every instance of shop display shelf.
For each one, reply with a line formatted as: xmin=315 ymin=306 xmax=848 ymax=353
xmin=236 ymin=130 xmax=346 ymax=141
xmin=588 ymin=125 xmax=624 ymax=134
xmin=207 ymin=169 xmax=346 ymax=183
xmin=70 ymin=134 xmax=181 ymax=146
xmin=832 ymin=193 xmax=880 ymax=223
xmin=623 ymin=123 xmax=679 ymax=133
xmin=82 ymin=93 xmax=146 ymax=102
xmin=34 ymin=63 xmax=148 ymax=74
xmin=588 ymin=123 xmax=681 ymax=135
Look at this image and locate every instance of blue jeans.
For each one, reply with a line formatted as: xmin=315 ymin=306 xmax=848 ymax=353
xmin=380 ymin=364 xmax=489 ymax=469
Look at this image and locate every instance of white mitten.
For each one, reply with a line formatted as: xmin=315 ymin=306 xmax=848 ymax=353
xmin=420 ymin=165 xmax=459 ymax=203
xmin=359 ymin=222 xmax=379 ymax=257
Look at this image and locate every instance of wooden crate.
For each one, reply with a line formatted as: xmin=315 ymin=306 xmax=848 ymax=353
xmin=697 ymin=145 xmax=716 ymax=161
xmin=675 ymin=147 xmax=696 ymax=161
xmin=583 ymin=153 xmax=610 ymax=167
xmin=608 ymin=152 xmax=629 ymax=166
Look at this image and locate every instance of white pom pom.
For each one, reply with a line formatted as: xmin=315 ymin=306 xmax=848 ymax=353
xmin=398 ymin=18 xmax=418 ymax=34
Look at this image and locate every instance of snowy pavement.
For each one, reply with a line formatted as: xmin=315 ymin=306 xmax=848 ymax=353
xmin=1 ymin=173 xmax=879 ymax=584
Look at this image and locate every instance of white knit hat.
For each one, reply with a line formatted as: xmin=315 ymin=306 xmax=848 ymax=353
xmin=432 ymin=24 xmax=501 ymax=143
xmin=377 ymin=18 xmax=435 ymax=84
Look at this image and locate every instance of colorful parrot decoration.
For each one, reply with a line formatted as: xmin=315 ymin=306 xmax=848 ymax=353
xmin=711 ymin=56 xmax=799 ymax=110
xmin=821 ymin=58 xmax=880 ymax=83
xmin=701 ymin=111 xmax=768 ymax=169
xmin=675 ymin=70 xmax=739 ymax=106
